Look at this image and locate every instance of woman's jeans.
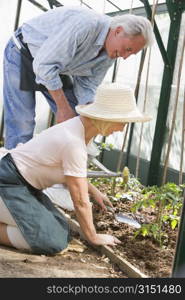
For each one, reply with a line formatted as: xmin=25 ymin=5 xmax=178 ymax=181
xmin=3 ymin=37 xmax=78 ymax=150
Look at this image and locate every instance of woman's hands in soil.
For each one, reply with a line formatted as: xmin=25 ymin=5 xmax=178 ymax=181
xmin=93 ymin=192 xmax=113 ymax=211
xmin=91 ymin=234 xmax=121 ymax=246
xmin=88 ymin=183 xmax=113 ymax=211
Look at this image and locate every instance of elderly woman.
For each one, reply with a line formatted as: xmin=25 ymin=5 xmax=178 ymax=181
xmin=0 ymin=84 xmax=151 ymax=254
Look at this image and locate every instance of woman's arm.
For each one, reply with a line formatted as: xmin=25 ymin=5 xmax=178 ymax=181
xmin=88 ymin=181 xmax=113 ymax=211
xmin=65 ymin=176 xmax=121 ymax=246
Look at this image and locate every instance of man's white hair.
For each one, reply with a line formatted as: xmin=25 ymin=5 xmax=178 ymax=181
xmin=110 ymin=14 xmax=154 ymax=47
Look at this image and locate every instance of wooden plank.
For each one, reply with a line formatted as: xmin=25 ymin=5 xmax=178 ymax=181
xmin=59 ymin=209 xmax=147 ymax=278
xmin=100 ymin=245 xmax=147 ymax=278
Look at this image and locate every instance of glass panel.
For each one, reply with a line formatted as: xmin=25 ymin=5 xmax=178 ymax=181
xmin=162 ymin=12 xmax=185 ymax=171
xmin=130 ymin=12 xmax=170 ymax=161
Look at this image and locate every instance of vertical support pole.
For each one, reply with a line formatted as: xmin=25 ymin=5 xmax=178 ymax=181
xmin=14 ymin=0 xmax=23 ymax=30
xmin=125 ymin=49 xmax=146 ymax=166
xmin=112 ymin=59 xmax=118 ymax=83
xmin=100 ymin=59 xmax=118 ymax=163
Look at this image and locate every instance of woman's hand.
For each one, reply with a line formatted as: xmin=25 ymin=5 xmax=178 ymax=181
xmin=66 ymin=178 xmax=120 ymax=247
xmin=91 ymin=234 xmax=121 ymax=246
xmin=88 ymin=182 xmax=113 ymax=211
xmin=93 ymin=190 xmax=113 ymax=211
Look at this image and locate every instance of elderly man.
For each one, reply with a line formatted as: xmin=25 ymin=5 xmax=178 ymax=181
xmin=3 ymin=6 xmax=154 ymax=149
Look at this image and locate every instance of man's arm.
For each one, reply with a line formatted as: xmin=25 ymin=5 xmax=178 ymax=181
xmin=65 ymin=176 xmax=121 ymax=246
xmin=73 ymin=58 xmax=114 ymax=105
xmin=48 ymin=88 xmax=76 ymax=123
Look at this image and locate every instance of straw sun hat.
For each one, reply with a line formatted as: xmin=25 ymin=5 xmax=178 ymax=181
xmin=75 ymin=83 xmax=152 ymax=123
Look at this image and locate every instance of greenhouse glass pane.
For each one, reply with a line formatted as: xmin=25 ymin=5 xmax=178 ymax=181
xmin=162 ymin=12 xmax=185 ymax=170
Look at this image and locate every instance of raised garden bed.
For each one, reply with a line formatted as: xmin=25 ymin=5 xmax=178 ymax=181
xmin=64 ymin=170 xmax=184 ymax=278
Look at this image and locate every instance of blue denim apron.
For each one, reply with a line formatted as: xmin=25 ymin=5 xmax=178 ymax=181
xmin=0 ymin=153 xmax=71 ymax=254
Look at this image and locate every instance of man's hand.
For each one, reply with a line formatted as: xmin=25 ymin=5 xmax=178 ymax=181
xmin=56 ymin=106 xmax=76 ymax=123
xmin=48 ymin=88 xmax=76 ymax=123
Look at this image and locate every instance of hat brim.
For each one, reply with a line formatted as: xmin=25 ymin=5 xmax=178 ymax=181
xmin=76 ymin=105 xmax=152 ymax=123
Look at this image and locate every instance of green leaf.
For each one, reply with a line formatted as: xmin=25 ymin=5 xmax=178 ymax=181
xmin=141 ymin=227 xmax=149 ymax=237
xmin=171 ymin=219 xmax=178 ymax=230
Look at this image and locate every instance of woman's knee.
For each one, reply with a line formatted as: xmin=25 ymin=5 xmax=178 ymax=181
xmin=0 ymin=223 xmax=14 ymax=248
xmin=0 ymin=222 xmax=31 ymax=251
xmin=6 ymin=225 xmax=31 ymax=250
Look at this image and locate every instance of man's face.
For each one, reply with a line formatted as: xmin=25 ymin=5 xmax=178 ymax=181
xmin=105 ymin=26 xmax=146 ymax=60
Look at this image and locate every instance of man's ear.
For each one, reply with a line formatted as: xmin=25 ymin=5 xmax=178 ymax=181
xmin=115 ymin=26 xmax=124 ymax=35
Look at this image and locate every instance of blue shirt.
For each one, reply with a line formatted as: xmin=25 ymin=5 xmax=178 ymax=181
xmin=21 ymin=6 xmax=115 ymax=104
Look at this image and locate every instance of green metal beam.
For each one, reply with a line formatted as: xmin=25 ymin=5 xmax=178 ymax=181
xmin=107 ymin=3 xmax=167 ymax=17
xmin=14 ymin=0 xmax=23 ymax=30
xmin=167 ymin=0 xmax=185 ymax=19
xmin=147 ymin=0 xmax=183 ymax=186
xmin=106 ymin=0 xmax=122 ymax=11
xmin=27 ymin=0 xmax=48 ymax=12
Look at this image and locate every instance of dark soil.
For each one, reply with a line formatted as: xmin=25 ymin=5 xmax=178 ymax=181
xmin=91 ymin=178 xmax=178 ymax=278
xmin=93 ymin=206 xmax=176 ymax=278
xmin=68 ymin=175 xmax=179 ymax=278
